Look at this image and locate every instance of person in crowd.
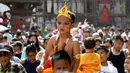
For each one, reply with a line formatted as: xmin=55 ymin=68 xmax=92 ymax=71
xmin=14 ymin=29 xmax=22 ymax=39
xmin=0 ymin=44 xmax=26 ymax=73
xmin=3 ymin=30 xmax=13 ymax=43
xmin=21 ymin=32 xmax=43 ymax=60
xmin=96 ymin=44 xmax=118 ymax=73
xmin=20 ymin=44 xmax=40 ymax=73
xmin=35 ymin=29 xmax=44 ymax=46
xmin=124 ymin=55 xmax=130 ymax=73
xmin=37 ymin=3 xmax=80 ymax=73
xmin=104 ymin=38 xmax=113 ymax=49
xmin=42 ymin=50 xmax=82 ymax=73
xmin=12 ymin=41 xmax=23 ymax=59
xmin=2 ymin=35 xmax=10 ymax=45
xmin=0 ymin=33 xmax=4 ymax=43
xmin=79 ymin=37 xmax=101 ymax=73
xmin=95 ymin=38 xmax=102 ymax=47
xmin=108 ymin=35 xmax=130 ymax=73
xmin=103 ymin=27 xmax=111 ymax=40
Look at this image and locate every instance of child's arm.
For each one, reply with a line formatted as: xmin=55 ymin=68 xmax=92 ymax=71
xmin=72 ymin=41 xmax=81 ymax=73
xmin=36 ymin=37 xmax=54 ymax=72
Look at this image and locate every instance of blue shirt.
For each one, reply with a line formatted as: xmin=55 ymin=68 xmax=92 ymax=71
xmin=22 ymin=59 xmax=40 ymax=73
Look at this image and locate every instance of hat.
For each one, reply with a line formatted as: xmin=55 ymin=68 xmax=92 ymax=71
xmin=0 ymin=44 xmax=12 ymax=52
xmin=12 ymin=41 xmax=22 ymax=47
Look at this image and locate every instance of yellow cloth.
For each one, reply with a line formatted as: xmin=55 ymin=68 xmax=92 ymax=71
xmin=57 ymin=4 xmax=71 ymax=20
xmin=79 ymin=53 xmax=101 ymax=73
xmin=42 ymin=68 xmax=82 ymax=73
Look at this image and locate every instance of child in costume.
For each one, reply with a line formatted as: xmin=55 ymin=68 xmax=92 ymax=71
xmin=37 ymin=2 xmax=80 ymax=73
xmin=42 ymin=50 xmax=82 ymax=73
xmin=79 ymin=37 xmax=101 ymax=73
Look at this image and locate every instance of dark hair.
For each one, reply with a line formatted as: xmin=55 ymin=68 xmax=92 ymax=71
xmin=95 ymin=38 xmax=102 ymax=43
xmin=26 ymin=32 xmax=41 ymax=52
xmin=113 ymin=35 xmax=124 ymax=42
xmin=26 ymin=44 xmax=37 ymax=55
xmin=104 ymin=38 xmax=113 ymax=46
xmin=84 ymin=37 xmax=96 ymax=49
xmin=51 ymin=50 xmax=71 ymax=68
xmin=96 ymin=44 xmax=109 ymax=53
xmin=68 ymin=12 xmax=75 ymax=23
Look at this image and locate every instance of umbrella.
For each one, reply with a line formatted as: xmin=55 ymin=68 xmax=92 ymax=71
xmin=0 ymin=25 xmax=9 ymax=32
xmin=0 ymin=3 xmax=10 ymax=13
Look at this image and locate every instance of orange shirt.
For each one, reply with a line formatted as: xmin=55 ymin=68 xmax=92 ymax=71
xmin=79 ymin=53 xmax=101 ymax=73
xmin=42 ymin=68 xmax=82 ymax=73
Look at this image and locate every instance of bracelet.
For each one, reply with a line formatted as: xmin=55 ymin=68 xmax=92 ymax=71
xmin=73 ymin=54 xmax=81 ymax=59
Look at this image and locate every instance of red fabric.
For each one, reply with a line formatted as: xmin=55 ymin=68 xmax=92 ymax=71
xmin=100 ymin=5 xmax=110 ymax=24
xmin=2 ymin=15 xmax=7 ymax=25
xmin=44 ymin=58 xmax=52 ymax=69
xmin=15 ymin=21 xmax=21 ymax=30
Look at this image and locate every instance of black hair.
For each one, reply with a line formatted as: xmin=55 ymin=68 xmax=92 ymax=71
xmin=113 ymin=35 xmax=124 ymax=42
xmin=68 ymin=12 xmax=75 ymax=23
xmin=26 ymin=44 xmax=37 ymax=55
xmin=96 ymin=44 xmax=109 ymax=53
xmin=95 ymin=38 xmax=102 ymax=43
xmin=51 ymin=50 xmax=71 ymax=68
xmin=84 ymin=37 xmax=96 ymax=49
xmin=26 ymin=32 xmax=41 ymax=52
xmin=104 ymin=38 xmax=113 ymax=46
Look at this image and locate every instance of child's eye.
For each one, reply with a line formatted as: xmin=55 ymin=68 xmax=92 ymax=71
xmin=57 ymin=22 xmax=61 ymax=25
xmin=64 ymin=23 xmax=69 ymax=25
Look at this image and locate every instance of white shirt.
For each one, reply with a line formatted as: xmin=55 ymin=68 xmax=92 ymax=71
xmin=100 ymin=61 xmax=118 ymax=73
xmin=95 ymin=61 xmax=118 ymax=73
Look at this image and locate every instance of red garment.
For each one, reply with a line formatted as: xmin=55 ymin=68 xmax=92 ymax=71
xmin=44 ymin=58 xmax=52 ymax=69
xmin=100 ymin=5 xmax=110 ymax=24
xmin=15 ymin=21 xmax=21 ymax=30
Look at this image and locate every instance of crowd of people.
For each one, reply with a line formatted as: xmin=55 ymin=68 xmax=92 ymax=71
xmin=0 ymin=2 xmax=130 ymax=73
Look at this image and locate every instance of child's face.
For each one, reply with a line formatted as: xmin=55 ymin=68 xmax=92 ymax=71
xmin=53 ymin=59 xmax=70 ymax=73
xmin=57 ymin=16 xmax=72 ymax=34
xmin=27 ymin=52 xmax=36 ymax=63
xmin=124 ymin=59 xmax=130 ymax=71
xmin=97 ymin=49 xmax=108 ymax=63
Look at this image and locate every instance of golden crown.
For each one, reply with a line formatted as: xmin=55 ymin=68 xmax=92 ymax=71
xmin=57 ymin=4 xmax=71 ymax=19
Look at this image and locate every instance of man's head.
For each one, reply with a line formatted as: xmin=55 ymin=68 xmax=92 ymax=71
xmin=51 ymin=50 xmax=71 ymax=72
xmin=113 ymin=35 xmax=124 ymax=51
xmin=96 ymin=44 xmax=109 ymax=64
xmin=12 ymin=41 xmax=22 ymax=53
xmin=0 ymin=44 xmax=13 ymax=68
xmin=84 ymin=37 xmax=96 ymax=49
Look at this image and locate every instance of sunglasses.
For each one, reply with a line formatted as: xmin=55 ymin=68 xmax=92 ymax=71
xmin=0 ymin=52 xmax=10 ymax=57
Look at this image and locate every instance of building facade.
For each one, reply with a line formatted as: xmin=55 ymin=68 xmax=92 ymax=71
xmin=37 ymin=0 xmax=130 ymax=29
